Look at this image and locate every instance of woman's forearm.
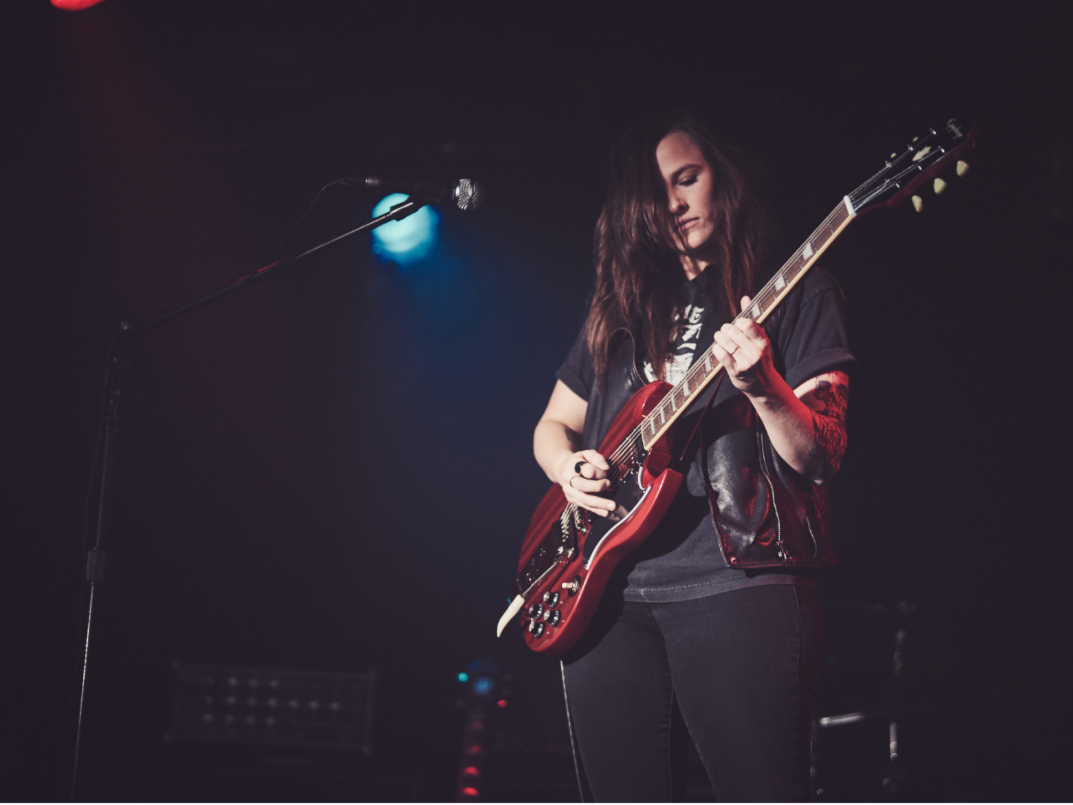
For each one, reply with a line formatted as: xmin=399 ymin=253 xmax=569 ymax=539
xmin=534 ymin=418 xmax=581 ymax=484
xmin=749 ymin=372 xmax=849 ymax=483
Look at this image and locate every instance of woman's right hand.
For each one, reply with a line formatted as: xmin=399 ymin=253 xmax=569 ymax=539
xmin=558 ymin=450 xmax=616 ymax=517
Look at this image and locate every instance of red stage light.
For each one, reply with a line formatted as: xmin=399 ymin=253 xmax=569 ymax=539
xmin=496 ymin=699 xmax=508 ymax=708
xmin=463 ymin=766 xmax=480 ymax=777
xmin=460 ymin=787 xmax=479 ymax=799
xmin=51 ymin=0 xmax=108 ymax=9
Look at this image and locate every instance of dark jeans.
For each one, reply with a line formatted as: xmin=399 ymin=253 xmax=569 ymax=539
xmin=562 ymin=583 xmax=823 ymax=802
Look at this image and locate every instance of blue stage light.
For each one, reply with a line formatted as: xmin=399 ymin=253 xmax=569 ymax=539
xmin=370 ymin=193 xmax=439 ymax=265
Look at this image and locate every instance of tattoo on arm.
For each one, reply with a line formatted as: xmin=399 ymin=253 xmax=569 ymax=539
xmin=807 ymin=379 xmax=849 ymax=479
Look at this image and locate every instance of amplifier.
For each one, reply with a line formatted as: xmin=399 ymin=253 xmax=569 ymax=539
xmin=169 ymin=662 xmax=376 ymax=753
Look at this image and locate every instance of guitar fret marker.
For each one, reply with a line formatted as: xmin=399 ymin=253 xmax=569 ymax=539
xmin=802 ymin=242 xmax=814 ymax=259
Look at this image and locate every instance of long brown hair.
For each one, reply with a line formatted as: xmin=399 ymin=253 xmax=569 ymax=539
xmin=585 ymin=111 xmax=769 ymax=381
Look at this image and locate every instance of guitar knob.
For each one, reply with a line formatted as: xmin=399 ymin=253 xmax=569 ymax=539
xmin=911 ymin=195 xmax=923 ymax=213
xmin=543 ymin=591 xmax=560 ymax=607
xmin=933 ymin=177 xmax=947 ymax=195
xmin=543 ymin=609 xmax=562 ymax=626
xmin=528 ymin=603 xmax=544 ymax=619
xmin=956 ymin=160 xmax=970 ymax=177
xmin=529 ymin=620 xmax=546 ymax=637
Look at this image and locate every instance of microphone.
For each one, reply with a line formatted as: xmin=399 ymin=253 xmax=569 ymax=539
xmin=361 ymin=177 xmax=485 ymax=211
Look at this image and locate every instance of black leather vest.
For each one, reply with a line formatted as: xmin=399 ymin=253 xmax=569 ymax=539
xmin=582 ymin=328 xmax=836 ymax=570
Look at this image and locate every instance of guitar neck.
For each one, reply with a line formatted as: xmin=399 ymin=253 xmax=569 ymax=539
xmin=639 ymin=196 xmax=857 ymax=451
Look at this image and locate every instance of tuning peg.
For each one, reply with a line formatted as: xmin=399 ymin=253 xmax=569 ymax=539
xmin=956 ymin=160 xmax=970 ymax=177
xmin=933 ymin=177 xmax=947 ymax=195
xmin=890 ymin=152 xmax=897 ymax=159
xmin=912 ymin=195 xmax=923 ymax=212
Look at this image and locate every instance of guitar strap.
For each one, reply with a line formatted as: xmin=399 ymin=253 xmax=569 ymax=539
xmin=675 ymin=362 xmax=728 ymax=464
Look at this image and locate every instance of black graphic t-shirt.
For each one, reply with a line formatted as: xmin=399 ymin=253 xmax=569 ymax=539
xmin=642 ymin=274 xmax=710 ymax=385
xmin=555 ymin=266 xmax=856 ymax=602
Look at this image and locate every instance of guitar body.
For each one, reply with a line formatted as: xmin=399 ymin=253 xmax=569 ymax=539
xmin=514 ymin=381 xmax=684 ymax=657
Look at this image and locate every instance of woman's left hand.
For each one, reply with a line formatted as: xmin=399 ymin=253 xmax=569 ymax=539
xmin=711 ymin=296 xmax=778 ymax=399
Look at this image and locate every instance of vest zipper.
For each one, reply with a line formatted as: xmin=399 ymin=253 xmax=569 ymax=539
xmin=757 ymin=428 xmax=787 ymax=562
xmin=805 ymin=517 xmax=819 ymax=559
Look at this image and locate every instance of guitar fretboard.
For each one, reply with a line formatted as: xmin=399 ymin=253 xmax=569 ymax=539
xmin=639 ymin=196 xmax=856 ymax=451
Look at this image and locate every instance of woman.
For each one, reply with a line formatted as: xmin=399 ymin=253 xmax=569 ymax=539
xmin=533 ymin=112 xmax=854 ymax=801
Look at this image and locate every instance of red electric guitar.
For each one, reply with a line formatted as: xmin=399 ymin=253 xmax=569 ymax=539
xmin=500 ymin=119 xmax=977 ymax=657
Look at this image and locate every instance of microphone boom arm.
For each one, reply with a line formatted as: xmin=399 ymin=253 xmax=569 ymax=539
xmin=130 ymin=197 xmax=425 ymax=335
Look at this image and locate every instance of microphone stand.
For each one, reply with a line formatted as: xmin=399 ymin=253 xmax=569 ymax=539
xmin=68 ymin=196 xmax=428 ymax=800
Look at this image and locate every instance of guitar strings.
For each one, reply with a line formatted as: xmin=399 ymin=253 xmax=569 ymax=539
xmin=543 ymin=143 xmax=946 ymax=610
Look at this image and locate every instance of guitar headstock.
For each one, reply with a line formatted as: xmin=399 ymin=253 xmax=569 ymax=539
xmin=849 ymin=118 xmax=977 ymax=215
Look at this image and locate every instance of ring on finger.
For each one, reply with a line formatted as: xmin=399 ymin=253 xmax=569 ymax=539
xmin=574 ymin=460 xmax=586 ymax=475
xmin=568 ymin=474 xmax=581 ymax=489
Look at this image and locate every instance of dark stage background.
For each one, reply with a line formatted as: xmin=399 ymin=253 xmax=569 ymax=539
xmin=6 ymin=1 xmax=1071 ymax=801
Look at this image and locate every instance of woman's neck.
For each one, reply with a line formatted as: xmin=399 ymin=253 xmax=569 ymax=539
xmin=680 ymin=254 xmax=709 ymax=281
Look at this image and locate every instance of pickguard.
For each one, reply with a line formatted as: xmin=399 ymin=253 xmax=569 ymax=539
xmin=581 ymin=461 xmax=649 ymax=566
